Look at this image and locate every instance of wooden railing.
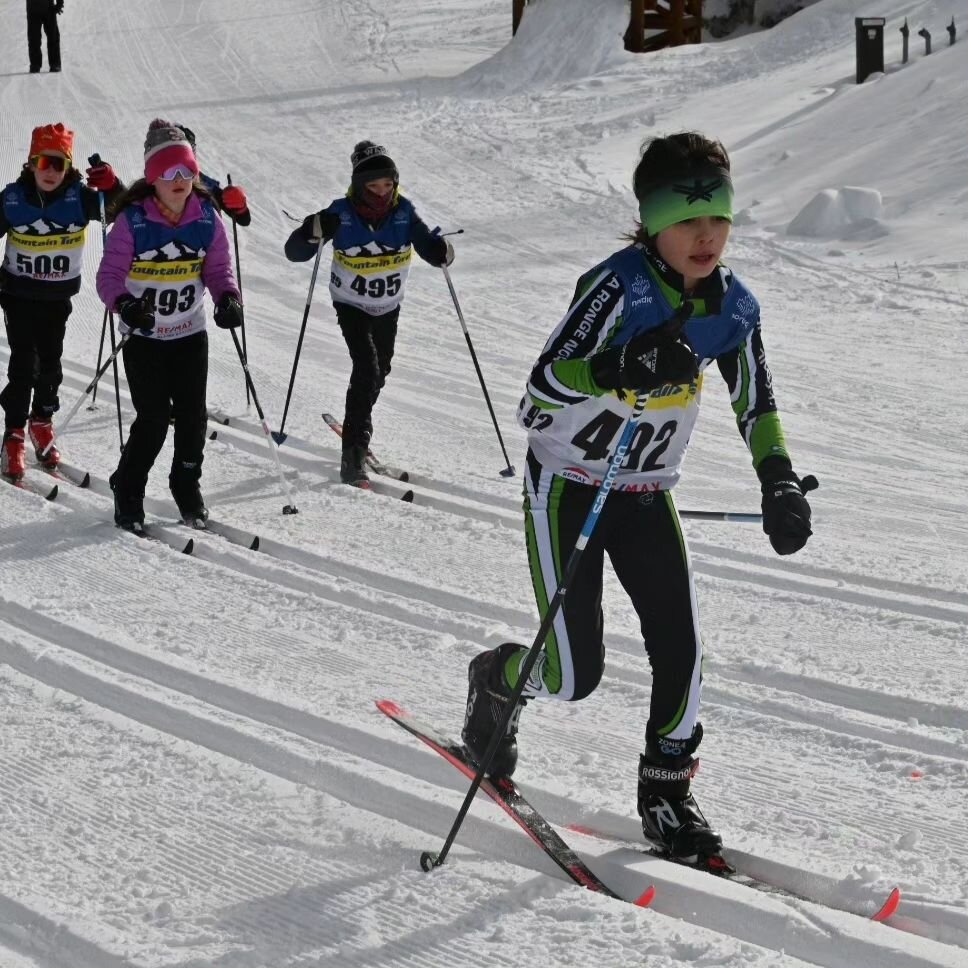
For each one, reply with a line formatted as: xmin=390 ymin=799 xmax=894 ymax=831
xmin=627 ymin=0 xmax=703 ymax=52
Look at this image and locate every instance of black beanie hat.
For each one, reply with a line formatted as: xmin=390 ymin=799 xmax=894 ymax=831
xmin=351 ymin=141 xmax=399 ymax=189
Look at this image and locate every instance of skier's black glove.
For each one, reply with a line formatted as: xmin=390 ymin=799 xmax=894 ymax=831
xmin=759 ymin=458 xmax=816 ymax=555
xmin=427 ymin=238 xmax=455 ymax=267
xmin=590 ymin=302 xmax=697 ymax=392
xmin=116 ymin=293 xmax=155 ymax=332
xmin=301 ymin=211 xmax=340 ymax=245
xmin=214 ymin=293 xmax=244 ymax=329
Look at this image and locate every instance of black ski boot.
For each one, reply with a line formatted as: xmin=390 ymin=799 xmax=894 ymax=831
xmin=461 ymin=642 xmax=528 ymax=778
xmin=340 ymin=445 xmax=369 ymax=486
xmin=637 ymin=724 xmax=722 ymax=863
xmin=170 ymin=466 xmax=209 ymax=527
xmin=110 ymin=471 xmax=146 ymax=533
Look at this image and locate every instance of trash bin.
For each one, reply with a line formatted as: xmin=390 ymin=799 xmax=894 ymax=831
xmin=856 ymin=17 xmax=886 ymax=83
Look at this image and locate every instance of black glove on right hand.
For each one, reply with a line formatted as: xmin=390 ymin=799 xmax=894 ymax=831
xmin=591 ymin=302 xmax=697 ymax=392
xmin=760 ymin=463 xmax=816 ymax=555
xmin=116 ymin=293 xmax=155 ymax=332
xmin=301 ymin=211 xmax=340 ymax=244
xmin=214 ymin=294 xmax=244 ymax=329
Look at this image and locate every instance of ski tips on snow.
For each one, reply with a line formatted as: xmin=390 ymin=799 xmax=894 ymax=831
xmin=376 ymin=700 xmax=655 ymax=908
xmin=4 ymin=474 xmax=58 ymax=500
xmin=873 ymin=886 xmax=902 ymax=922
xmin=632 ymin=885 xmax=657 ymax=907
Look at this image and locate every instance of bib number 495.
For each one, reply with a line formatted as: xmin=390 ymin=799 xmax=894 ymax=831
xmin=350 ymin=273 xmax=401 ymax=300
xmin=570 ymin=411 xmax=677 ymax=470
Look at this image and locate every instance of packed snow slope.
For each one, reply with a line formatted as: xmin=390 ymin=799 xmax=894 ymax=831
xmin=0 ymin=0 xmax=966 ymax=965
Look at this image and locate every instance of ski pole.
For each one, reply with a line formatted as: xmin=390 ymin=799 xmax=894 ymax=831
xmin=87 ymin=307 xmax=109 ymax=409
xmin=40 ymin=332 xmax=133 ymax=460
xmin=680 ymin=509 xmax=763 ymax=523
xmin=227 ymin=326 xmax=298 ymax=514
xmin=439 ymin=258 xmax=516 ymax=478
xmin=272 ymin=236 xmax=324 ymax=445
xmin=677 ymin=475 xmax=817 ymax=524
xmin=420 ymin=390 xmax=654 ymax=874
xmin=225 ymin=173 xmax=251 ymax=409
xmin=89 ymin=153 xmax=125 ymax=449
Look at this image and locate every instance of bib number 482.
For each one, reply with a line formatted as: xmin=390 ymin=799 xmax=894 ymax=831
xmin=570 ymin=412 xmax=677 ymax=470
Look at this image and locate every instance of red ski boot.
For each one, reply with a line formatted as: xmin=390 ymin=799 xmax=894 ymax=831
xmin=1 ymin=429 xmax=27 ymax=480
xmin=28 ymin=417 xmax=60 ymax=466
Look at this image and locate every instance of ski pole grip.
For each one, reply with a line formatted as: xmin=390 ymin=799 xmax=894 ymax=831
xmin=87 ymin=153 xmax=102 ymax=167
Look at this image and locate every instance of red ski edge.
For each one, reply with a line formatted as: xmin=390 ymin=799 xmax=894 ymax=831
xmin=566 ymin=822 xmax=900 ymax=922
xmin=376 ymin=700 xmax=654 ymax=908
xmin=872 ymin=886 xmax=901 ymax=922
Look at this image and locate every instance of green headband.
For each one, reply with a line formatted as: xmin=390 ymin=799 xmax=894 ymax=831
xmin=637 ymin=168 xmax=734 ymax=235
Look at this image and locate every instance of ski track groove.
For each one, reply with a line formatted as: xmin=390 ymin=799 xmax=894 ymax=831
xmin=3 ymin=638 xmax=963 ymax=968
xmin=2 ymin=585 xmax=965 ymax=943
xmin=205 ymin=403 xmax=968 ymax=624
xmin=15 ymin=467 xmax=968 ymax=759
xmin=19 ymin=343 xmax=968 ymax=615
xmin=65 ymin=471 xmax=968 ymax=741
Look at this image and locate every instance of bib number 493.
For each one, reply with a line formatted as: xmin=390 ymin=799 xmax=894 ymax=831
xmin=140 ymin=285 xmax=196 ymax=316
xmin=570 ymin=412 xmax=677 ymax=470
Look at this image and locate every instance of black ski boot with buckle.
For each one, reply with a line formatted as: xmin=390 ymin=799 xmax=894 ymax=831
xmin=461 ymin=642 xmax=529 ymax=778
xmin=637 ymin=723 xmax=723 ymax=863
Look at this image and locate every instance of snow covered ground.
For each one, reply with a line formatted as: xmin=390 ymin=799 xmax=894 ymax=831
xmin=0 ymin=0 xmax=966 ymax=964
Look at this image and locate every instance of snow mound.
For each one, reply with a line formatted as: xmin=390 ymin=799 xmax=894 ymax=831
xmin=787 ymin=186 xmax=888 ymax=240
xmin=455 ymin=0 xmax=634 ymax=93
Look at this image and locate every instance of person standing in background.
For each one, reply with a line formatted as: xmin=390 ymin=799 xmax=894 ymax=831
xmin=26 ymin=0 xmax=63 ymax=74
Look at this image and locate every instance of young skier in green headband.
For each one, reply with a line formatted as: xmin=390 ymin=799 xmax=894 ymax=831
xmin=461 ymin=132 xmax=815 ymax=866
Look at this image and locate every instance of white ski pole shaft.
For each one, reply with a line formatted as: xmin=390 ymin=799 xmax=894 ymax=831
xmin=228 ymin=327 xmax=298 ymax=514
xmin=40 ymin=332 xmax=132 ymax=458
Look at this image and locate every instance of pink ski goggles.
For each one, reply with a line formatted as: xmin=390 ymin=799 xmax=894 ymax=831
xmin=157 ymin=164 xmax=196 ymax=182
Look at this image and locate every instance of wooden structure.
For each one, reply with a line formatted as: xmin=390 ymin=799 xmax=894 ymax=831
xmin=513 ymin=1 xmax=703 ymax=53
xmin=512 ymin=0 xmax=526 ymax=35
xmin=626 ymin=0 xmax=703 ymax=52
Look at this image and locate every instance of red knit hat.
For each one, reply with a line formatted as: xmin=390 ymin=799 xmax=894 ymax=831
xmin=30 ymin=123 xmax=74 ymax=161
xmin=143 ymin=119 xmax=198 ymax=185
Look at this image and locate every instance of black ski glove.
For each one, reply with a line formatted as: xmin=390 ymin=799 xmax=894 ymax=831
xmin=590 ymin=302 xmax=697 ymax=392
xmin=116 ymin=293 xmax=155 ymax=332
xmin=427 ymin=238 xmax=455 ymax=267
xmin=214 ymin=293 xmax=244 ymax=329
xmin=759 ymin=458 xmax=816 ymax=555
xmin=301 ymin=211 xmax=340 ymax=245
